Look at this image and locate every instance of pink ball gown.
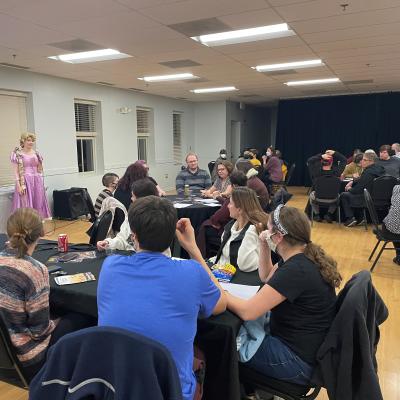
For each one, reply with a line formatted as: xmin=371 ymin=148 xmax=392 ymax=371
xmin=10 ymin=151 xmax=51 ymax=218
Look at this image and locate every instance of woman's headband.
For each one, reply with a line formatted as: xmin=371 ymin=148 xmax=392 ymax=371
xmin=273 ymin=204 xmax=288 ymax=235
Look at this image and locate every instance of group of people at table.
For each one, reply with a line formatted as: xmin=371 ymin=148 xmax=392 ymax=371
xmin=0 ymin=133 xmax=397 ymax=399
xmin=307 ymin=144 xmax=400 ymax=265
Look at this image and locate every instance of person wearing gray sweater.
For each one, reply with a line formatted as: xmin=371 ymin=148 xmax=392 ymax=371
xmin=376 ymin=144 xmax=400 ymax=178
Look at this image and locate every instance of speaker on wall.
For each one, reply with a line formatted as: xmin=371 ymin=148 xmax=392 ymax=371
xmin=53 ymin=188 xmax=89 ymax=220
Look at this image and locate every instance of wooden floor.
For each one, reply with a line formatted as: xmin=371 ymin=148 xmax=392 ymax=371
xmin=1 ymin=187 xmax=399 ymax=400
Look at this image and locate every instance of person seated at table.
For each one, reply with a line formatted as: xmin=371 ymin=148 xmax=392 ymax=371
xmin=0 ymin=208 xmax=94 ymax=381
xmin=197 ymin=170 xmax=248 ymax=258
xmin=208 ymin=187 xmax=268 ymax=272
xmin=346 ymin=148 xmax=362 ymax=164
xmin=236 ymin=160 xmax=269 ymax=210
xmin=382 ymin=184 xmax=400 ymax=265
xmin=275 ymin=149 xmax=288 ymax=180
xmin=341 ymin=153 xmax=363 ymax=180
xmin=201 ymin=160 xmax=233 ymax=199
xmin=176 ymin=153 xmax=212 ymax=195
xmin=260 ymin=148 xmax=283 ymax=188
xmin=97 ymin=178 xmax=158 ymax=252
xmin=392 ymin=143 xmax=400 ymax=159
xmin=135 ymin=160 xmax=166 ymax=196
xmin=97 ymin=196 xmax=227 ymax=400
xmin=309 ymin=157 xmax=339 ymax=222
xmin=211 ymin=148 xmax=228 ymax=181
xmin=342 ymin=152 xmax=385 ymax=227
xmin=307 ymin=149 xmax=347 ymax=183
xmin=114 ymin=163 xmax=148 ymax=211
xmin=94 ymin=172 xmax=119 ymax=217
xmin=376 ymin=144 xmax=400 ymax=178
xmin=226 ymin=205 xmax=341 ymax=385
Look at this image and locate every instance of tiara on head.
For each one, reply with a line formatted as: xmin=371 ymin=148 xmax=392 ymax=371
xmin=273 ymin=204 xmax=288 ymax=235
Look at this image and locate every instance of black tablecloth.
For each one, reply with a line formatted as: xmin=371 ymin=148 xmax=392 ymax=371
xmin=35 ymin=243 xmax=260 ymax=400
xmin=167 ymin=195 xmax=221 ymax=231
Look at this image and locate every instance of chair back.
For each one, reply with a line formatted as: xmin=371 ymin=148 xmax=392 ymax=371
xmin=364 ymin=189 xmax=380 ymax=230
xmin=285 ymin=163 xmax=296 ymax=186
xmin=0 ymin=312 xmax=29 ymax=388
xmin=208 ymin=161 xmax=216 ymax=176
xmin=314 ymin=175 xmax=341 ymax=199
xmin=370 ymin=175 xmax=398 ymax=210
xmin=89 ymin=210 xmax=113 ymax=246
xmin=29 ymin=326 xmax=183 ymax=400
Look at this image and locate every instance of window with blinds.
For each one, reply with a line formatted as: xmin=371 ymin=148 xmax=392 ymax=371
xmin=0 ymin=91 xmax=28 ymax=187
xmin=136 ymin=107 xmax=153 ymax=162
xmin=75 ymin=100 xmax=97 ymax=172
xmin=173 ymin=113 xmax=182 ymax=164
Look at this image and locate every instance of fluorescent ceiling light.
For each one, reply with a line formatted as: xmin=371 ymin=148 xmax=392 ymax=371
xmin=191 ymin=23 xmax=295 ymax=46
xmin=138 ymin=73 xmax=198 ymax=82
xmin=285 ymin=78 xmax=340 ymax=86
xmin=49 ymin=49 xmax=131 ymax=63
xmin=191 ymin=86 xmax=237 ymax=94
xmin=255 ymin=59 xmax=323 ymax=72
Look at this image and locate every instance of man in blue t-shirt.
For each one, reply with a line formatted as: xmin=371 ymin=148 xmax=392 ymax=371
xmin=97 ymin=196 xmax=227 ymax=400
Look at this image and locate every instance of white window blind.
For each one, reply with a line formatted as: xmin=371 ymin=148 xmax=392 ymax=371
xmin=75 ymin=100 xmax=97 ymax=172
xmin=136 ymin=108 xmax=151 ymax=136
xmin=173 ymin=113 xmax=182 ymax=163
xmin=0 ymin=92 xmax=28 ymax=186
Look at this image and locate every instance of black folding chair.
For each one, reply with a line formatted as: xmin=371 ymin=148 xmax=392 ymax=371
xmin=364 ymin=189 xmax=400 ymax=272
xmin=370 ymin=175 xmax=399 ymax=217
xmin=310 ymin=175 xmax=341 ymax=226
xmin=0 ymin=312 xmax=29 ymax=388
xmin=208 ymin=161 xmax=216 ymax=176
xmin=285 ymin=163 xmax=296 ymax=187
xmin=240 ymin=364 xmax=321 ymax=400
xmin=89 ymin=210 xmax=113 ymax=246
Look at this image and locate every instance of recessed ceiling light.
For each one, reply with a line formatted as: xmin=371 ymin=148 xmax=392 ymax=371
xmin=285 ymin=78 xmax=340 ymax=86
xmin=254 ymin=59 xmax=323 ymax=72
xmin=48 ymin=49 xmax=131 ymax=63
xmin=138 ymin=73 xmax=198 ymax=82
xmin=191 ymin=86 xmax=237 ymax=94
xmin=191 ymin=23 xmax=295 ymax=46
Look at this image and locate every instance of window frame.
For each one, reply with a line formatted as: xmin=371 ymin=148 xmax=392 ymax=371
xmin=74 ymin=99 xmax=98 ymax=173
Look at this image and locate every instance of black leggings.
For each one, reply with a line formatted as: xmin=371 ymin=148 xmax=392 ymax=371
xmin=24 ymin=312 xmax=96 ymax=382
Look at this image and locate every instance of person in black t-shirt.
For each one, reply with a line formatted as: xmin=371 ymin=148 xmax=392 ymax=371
xmin=226 ymin=205 xmax=342 ymax=385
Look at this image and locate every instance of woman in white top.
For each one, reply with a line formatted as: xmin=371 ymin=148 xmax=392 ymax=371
xmin=209 ymin=187 xmax=268 ymax=272
xmin=97 ymin=179 xmax=158 ymax=251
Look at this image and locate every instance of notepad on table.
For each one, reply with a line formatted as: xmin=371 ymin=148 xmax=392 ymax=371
xmin=220 ymin=282 xmax=260 ymax=300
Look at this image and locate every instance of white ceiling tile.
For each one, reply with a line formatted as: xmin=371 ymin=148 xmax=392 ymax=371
xmin=218 ymin=8 xmax=283 ymax=29
xmin=275 ymin=0 xmax=400 ymax=22
xmin=139 ymin=0 xmax=270 ymax=25
xmin=290 ymin=7 xmax=400 ymax=34
xmin=0 ymin=13 xmax=74 ymax=48
xmin=3 ymin=0 xmax=132 ymax=25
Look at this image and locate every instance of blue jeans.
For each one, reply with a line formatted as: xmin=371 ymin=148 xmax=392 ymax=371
xmin=245 ymin=334 xmax=313 ymax=386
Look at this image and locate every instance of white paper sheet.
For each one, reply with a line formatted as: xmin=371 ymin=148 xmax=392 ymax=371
xmin=196 ymin=198 xmax=220 ymax=204
xmin=220 ymin=282 xmax=260 ymax=300
xmin=173 ymin=203 xmax=192 ymax=208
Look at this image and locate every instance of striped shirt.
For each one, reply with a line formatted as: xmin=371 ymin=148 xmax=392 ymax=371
xmin=0 ymin=250 xmax=56 ymax=366
xmin=94 ymin=189 xmax=113 ymax=217
xmin=175 ymin=168 xmax=212 ymax=193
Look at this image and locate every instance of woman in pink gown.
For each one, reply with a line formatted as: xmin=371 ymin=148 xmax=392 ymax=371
xmin=10 ymin=133 xmax=51 ymax=218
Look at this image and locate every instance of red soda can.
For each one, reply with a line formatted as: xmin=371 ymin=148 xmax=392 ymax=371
xmin=58 ymin=234 xmax=68 ymax=253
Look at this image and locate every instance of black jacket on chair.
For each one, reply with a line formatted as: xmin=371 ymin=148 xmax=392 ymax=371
xmin=312 ymin=270 xmax=388 ymax=400
xmin=29 ymin=326 xmax=183 ymax=400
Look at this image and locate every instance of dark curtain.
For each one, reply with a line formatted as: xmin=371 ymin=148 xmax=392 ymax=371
xmin=276 ymin=92 xmax=400 ymax=186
